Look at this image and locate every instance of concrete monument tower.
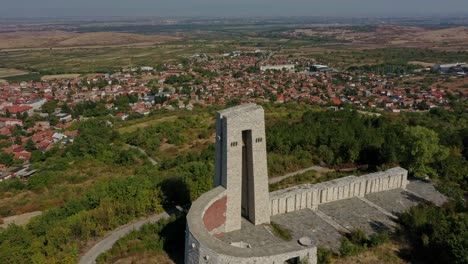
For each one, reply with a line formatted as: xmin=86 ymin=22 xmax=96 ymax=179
xmin=214 ymin=104 xmax=270 ymax=232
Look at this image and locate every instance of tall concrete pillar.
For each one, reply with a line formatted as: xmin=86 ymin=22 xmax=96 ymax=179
xmin=215 ymin=104 xmax=270 ymax=232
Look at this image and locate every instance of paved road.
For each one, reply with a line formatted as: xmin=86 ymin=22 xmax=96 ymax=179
xmin=268 ymin=165 xmax=333 ymax=184
xmin=79 ymin=211 xmax=170 ymax=264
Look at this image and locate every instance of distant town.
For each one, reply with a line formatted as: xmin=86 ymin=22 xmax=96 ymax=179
xmin=0 ymin=50 xmax=466 ymax=180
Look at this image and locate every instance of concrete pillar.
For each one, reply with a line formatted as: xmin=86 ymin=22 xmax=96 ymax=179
xmin=216 ymin=104 xmax=270 ymax=232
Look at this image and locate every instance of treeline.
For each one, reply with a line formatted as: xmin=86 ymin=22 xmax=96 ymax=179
xmin=266 ymin=106 xmax=467 ymax=187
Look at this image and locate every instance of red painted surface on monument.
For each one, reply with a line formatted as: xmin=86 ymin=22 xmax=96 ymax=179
xmin=203 ymin=196 xmax=227 ymax=233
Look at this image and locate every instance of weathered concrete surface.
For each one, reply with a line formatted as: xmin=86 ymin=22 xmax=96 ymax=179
xmin=319 ymin=197 xmax=397 ymax=234
xmin=406 ymin=180 xmax=447 ymax=206
xmin=365 ymin=188 xmax=425 ymax=214
xmin=273 ymin=209 xmax=344 ymax=250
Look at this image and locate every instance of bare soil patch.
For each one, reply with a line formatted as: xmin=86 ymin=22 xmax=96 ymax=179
xmin=0 ymin=211 xmax=42 ymax=228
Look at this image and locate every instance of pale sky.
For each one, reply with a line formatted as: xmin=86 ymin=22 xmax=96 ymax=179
xmin=1 ymin=0 xmax=468 ymax=18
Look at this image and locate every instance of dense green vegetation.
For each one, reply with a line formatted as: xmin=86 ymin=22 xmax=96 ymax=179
xmin=267 ymin=105 xmax=467 ymax=183
xmin=122 ymin=114 xmax=213 ymax=159
xmin=339 ymin=229 xmax=390 ymax=257
xmin=397 ymin=202 xmax=467 ymax=264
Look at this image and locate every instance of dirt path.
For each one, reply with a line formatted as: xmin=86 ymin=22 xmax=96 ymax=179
xmin=269 ymin=165 xmax=334 ymax=184
xmin=79 ymin=211 xmax=170 ymax=264
xmin=127 ymin=144 xmax=158 ymax=165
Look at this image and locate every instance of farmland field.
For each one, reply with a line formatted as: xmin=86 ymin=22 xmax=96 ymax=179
xmin=0 ymin=68 xmax=28 ymax=78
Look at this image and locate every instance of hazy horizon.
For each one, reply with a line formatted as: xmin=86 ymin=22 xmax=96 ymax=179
xmin=1 ymin=0 xmax=468 ymax=18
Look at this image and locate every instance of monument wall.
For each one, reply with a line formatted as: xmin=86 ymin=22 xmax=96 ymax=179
xmin=269 ymin=167 xmax=408 ymax=216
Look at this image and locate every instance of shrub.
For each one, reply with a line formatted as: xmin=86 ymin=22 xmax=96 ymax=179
xmin=317 ymin=247 xmax=334 ymax=264
xmin=339 ymin=237 xmax=362 ymax=257
xmin=347 ymin=229 xmax=368 ymax=246
xmin=369 ymin=231 xmax=390 ymax=247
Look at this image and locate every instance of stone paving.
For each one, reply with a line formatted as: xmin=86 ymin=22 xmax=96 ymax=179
xmin=406 ymin=180 xmax=447 ymax=206
xmin=273 ymin=209 xmax=344 ymax=250
xmin=318 ymin=197 xmax=396 ymax=234
xmin=220 ymin=218 xmax=283 ymax=248
xmin=218 ymin=180 xmax=446 ymax=252
xmin=365 ymin=188 xmax=425 ymax=214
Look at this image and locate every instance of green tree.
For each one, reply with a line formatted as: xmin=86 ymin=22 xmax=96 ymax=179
xmin=14 ymin=136 xmax=22 ymax=145
xmin=24 ymin=139 xmax=36 ymax=152
xmin=401 ymin=126 xmax=449 ymax=177
xmin=0 ymin=152 xmax=14 ymax=166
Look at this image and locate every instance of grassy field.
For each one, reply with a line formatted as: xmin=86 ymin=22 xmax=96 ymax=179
xmin=0 ymin=68 xmax=28 ymax=78
xmin=0 ymin=43 xmax=223 ymax=74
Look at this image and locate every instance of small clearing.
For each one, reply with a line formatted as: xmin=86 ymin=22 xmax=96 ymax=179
xmin=1 ymin=211 xmax=42 ymax=228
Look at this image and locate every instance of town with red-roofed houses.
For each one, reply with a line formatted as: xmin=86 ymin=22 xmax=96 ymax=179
xmin=0 ymin=50 xmax=467 ymax=181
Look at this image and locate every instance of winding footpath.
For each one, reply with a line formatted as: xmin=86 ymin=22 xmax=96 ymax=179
xmin=79 ymin=211 xmax=170 ymax=264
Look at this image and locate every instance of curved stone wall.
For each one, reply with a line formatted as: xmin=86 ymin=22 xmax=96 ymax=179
xmin=185 ymin=186 xmax=316 ymax=264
